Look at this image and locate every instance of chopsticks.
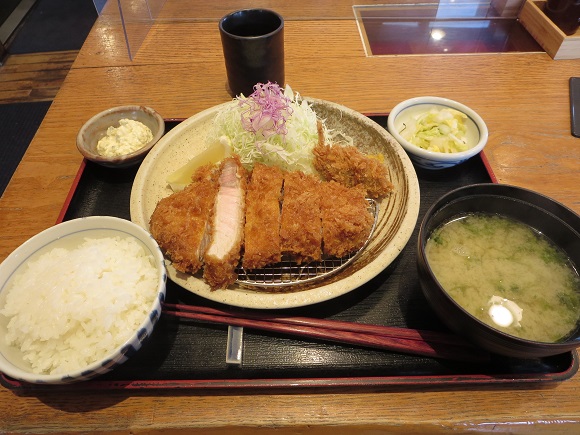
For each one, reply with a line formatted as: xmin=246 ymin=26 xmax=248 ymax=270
xmin=162 ymin=303 xmax=490 ymax=363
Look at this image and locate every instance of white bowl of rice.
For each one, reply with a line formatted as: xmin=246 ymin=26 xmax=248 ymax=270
xmin=0 ymin=216 xmax=166 ymax=384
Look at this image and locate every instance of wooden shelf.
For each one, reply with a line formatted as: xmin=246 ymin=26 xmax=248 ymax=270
xmin=519 ymin=0 xmax=580 ymax=60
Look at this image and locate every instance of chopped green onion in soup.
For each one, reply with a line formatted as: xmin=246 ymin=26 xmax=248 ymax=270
xmin=425 ymin=213 xmax=580 ymax=343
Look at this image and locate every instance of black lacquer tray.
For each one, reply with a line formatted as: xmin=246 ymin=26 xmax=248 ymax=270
xmin=2 ymin=116 xmax=577 ymax=391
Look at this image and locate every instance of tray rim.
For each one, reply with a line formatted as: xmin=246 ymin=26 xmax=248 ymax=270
xmin=2 ymin=349 xmax=578 ymax=391
xmin=3 ymin=113 xmax=573 ymax=393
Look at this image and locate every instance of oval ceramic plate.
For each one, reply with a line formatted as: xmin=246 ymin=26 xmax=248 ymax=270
xmin=130 ymin=98 xmax=420 ymax=309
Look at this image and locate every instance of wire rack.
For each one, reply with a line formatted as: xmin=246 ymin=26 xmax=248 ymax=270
xmin=237 ymin=199 xmax=379 ymax=289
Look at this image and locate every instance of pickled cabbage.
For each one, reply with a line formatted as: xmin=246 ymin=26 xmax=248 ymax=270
xmin=401 ymin=107 xmax=469 ymax=153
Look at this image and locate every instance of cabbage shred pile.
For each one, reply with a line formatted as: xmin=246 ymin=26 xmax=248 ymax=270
xmin=207 ymin=82 xmax=325 ymax=173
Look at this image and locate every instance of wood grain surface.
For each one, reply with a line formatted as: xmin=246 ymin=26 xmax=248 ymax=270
xmin=0 ymin=51 xmax=77 ymax=103
xmin=1 ymin=0 xmax=579 ymax=433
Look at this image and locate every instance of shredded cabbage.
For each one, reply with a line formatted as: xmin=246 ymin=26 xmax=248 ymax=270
xmin=206 ymin=82 xmax=327 ymax=173
xmin=401 ymin=107 xmax=469 ymax=153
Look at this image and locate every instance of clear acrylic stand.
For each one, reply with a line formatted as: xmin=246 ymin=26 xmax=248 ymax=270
xmin=116 ymin=0 xmax=167 ymax=60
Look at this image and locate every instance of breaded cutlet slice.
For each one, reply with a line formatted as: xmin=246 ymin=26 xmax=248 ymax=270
xmin=313 ymin=142 xmax=394 ymax=199
xmin=149 ymin=164 xmax=219 ymax=274
xmin=279 ymin=171 xmax=321 ymax=264
xmin=203 ymin=156 xmax=247 ymax=290
xmin=243 ymin=163 xmax=284 ymax=269
xmin=320 ymin=181 xmax=374 ymax=258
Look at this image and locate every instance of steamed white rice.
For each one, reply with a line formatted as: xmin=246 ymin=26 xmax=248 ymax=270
xmin=1 ymin=236 xmax=158 ymax=375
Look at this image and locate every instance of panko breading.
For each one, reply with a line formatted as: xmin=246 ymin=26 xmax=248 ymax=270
xmin=203 ymin=156 xmax=247 ymax=290
xmin=149 ymin=164 xmax=219 ymax=274
xmin=150 ymin=152 xmax=379 ymax=288
xmin=243 ymin=163 xmax=284 ymax=269
xmin=320 ymin=181 xmax=374 ymax=258
xmin=280 ymin=171 xmax=322 ymax=264
xmin=313 ymin=142 xmax=394 ymax=199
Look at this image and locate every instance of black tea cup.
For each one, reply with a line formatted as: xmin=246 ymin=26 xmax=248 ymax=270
xmin=219 ymin=9 xmax=285 ymax=97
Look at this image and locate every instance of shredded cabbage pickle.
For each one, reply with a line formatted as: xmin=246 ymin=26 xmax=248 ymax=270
xmin=401 ymin=107 xmax=469 ymax=153
xmin=206 ymin=83 xmax=332 ymax=173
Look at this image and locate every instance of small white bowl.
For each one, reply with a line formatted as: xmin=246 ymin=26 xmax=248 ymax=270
xmin=387 ymin=96 xmax=488 ymax=170
xmin=0 ymin=216 xmax=166 ymax=384
xmin=77 ymin=105 xmax=165 ymax=168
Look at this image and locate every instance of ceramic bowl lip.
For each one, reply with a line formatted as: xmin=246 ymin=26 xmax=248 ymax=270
xmin=418 ymin=183 xmax=580 ymax=350
xmin=0 ymin=216 xmax=167 ymax=384
xmin=76 ymin=105 xmax=165 ymax=166
xmin=387 ymin=96 xmax=489 ymax=162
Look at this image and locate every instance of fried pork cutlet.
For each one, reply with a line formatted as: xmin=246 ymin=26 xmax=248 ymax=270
xmin=149 ymin=164 xmax=219 ymax=274
xmin=243 ymin=163 xmax=284 ymax=270
xmin=320 ymin=181 xmax=374 ymax=258
xmin=203 ymin=156 xmax=247 ymax=290
xmin=313 ymin=142 xmax=394 ymax=199
xmin=279 ymin=171 xmax=321 ymax=264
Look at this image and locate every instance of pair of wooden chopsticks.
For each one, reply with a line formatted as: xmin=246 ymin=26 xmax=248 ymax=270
xmin=162 ymin=303 xmax=490 ymax=363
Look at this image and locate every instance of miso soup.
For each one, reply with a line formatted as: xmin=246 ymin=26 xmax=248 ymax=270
xmin=425 ymin=213 xmax=580 ymax=343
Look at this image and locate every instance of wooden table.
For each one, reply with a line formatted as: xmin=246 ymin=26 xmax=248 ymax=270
xmin=1 ymin=1 xmax=579 ymax=432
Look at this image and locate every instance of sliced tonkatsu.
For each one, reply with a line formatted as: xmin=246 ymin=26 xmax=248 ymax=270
xmin=203 ymin=156 xmax=247 ymax=290
xmin=149 ymin=163 xmax=219 ymax=274
xmin=313 ymin=142 xmax=394 ymax=199
xmin=243 ymin=163 xmax=284 ymax=270
xmin=279 ymin=171 xmax=322 ymax=264
xmin=320 ymin=181 xmax=374 ymax=258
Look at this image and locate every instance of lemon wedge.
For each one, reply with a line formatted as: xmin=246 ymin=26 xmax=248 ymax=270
xmin=167 ymin=142 xmax=230 ymax=191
